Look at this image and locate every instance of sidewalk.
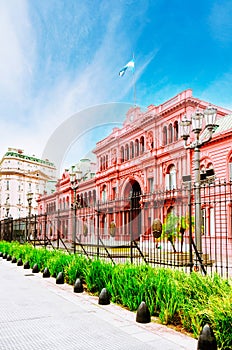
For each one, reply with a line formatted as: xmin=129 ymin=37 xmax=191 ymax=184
xmin=0 ymin=257 xmax=197 ymax=350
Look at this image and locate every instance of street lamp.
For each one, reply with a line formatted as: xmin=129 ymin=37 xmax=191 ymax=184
xmin=180 ymin=106 xmax=217 ymax=265
xmin=27 ymin=192 xmax=33 ymax=241
xmin=70 ymin=172 xmax=80 ymax=254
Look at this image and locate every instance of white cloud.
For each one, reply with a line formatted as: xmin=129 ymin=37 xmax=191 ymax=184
xmin=0 ymin=1 xmax=154 ymax=169
xmin=0 ymin=1 xmax=34 ymax=107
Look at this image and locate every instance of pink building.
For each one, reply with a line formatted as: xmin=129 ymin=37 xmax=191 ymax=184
xmin=37 ymin=89 xmax=232 ymax=265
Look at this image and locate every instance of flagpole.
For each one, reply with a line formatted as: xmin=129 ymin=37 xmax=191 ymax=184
xmin=132 ymin=53 xmax=136 ymax=107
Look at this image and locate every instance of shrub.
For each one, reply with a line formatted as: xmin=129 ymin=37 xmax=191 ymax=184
xmin=0 ymin=240 xmax=231 ymax=349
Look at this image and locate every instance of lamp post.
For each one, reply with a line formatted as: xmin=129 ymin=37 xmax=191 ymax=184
xmin=70 ymin=172 xmax=79 ymax=254
xmin=180 ymin=106 xmax=217 ymax=264
xmin=27 ymin=192 xmax=33 ymax=241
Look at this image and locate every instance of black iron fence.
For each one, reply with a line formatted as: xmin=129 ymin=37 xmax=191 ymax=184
xmin=1 ymin=179 xmax=232 ymax=278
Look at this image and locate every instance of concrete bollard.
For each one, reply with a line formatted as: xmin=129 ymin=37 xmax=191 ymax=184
xmin=43 ymin=267 xmax=50 ymax=278
xmin=98 ymin=288 xmax=110 ymax=305
xmin=32 ymin=263 xmax=39 ymax=273
xmin=23 ymin=261 xmax=30 ymax=269
xmin=74 ymin=278 xmax=84 ymax=293
xmin=56 ymin=271 xmax=64 ymax=284
xmin=197 ymin=324 xmax=217 ymax=350
xmin=17 ymin=258 xmax=23 ymax=266
xmin=136 ymin=301 xmax=151 ymax=323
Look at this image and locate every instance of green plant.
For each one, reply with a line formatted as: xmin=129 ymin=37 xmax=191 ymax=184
xmin=162 ymin=213 xmax=180 ymax=252
xmin=85 ymin=259 xmax=114 ymax=293
xmin=46 ymin=250 xmax=72 ymax=277
xmin=64 ymin=254 xmax=90 ymax=284
xmin=1 ymin=240 xmax=231 ymax=349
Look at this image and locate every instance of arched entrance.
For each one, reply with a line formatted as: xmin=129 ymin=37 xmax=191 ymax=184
xmin=124 ymin=180 xmax=142 ymax=241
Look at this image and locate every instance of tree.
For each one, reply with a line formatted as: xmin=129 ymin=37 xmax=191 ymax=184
xmin=162 ymin=213 xmax=179 ymax=253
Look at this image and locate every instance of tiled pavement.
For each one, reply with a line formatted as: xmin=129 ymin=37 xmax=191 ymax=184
xmin=0 ymin=257 xmax=198 ymax=350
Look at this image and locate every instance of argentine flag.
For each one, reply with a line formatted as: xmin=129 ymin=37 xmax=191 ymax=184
xmin=119 ymin=59 xmax=135 ymax=77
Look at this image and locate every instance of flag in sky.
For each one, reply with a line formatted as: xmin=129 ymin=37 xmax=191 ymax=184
xmin=119 ymin=59 xmax=135 ymax=77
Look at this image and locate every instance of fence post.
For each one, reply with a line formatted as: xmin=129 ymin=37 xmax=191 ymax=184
xmin=188 ymin=181 xmax=193 ymax=272
xmin=97 ymin=201 xmax=100 ymax=259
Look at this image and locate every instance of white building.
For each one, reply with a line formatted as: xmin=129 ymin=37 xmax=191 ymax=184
xmin=0 ymin=148 xmax=56 ymax=219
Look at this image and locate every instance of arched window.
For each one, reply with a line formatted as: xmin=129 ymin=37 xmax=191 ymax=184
xmin=174 ymin=121 xmax=178 ymax=141
xmin=121 ymin=146 xmax=124 ymax=163
xmin=163 ymin=126 xmax=167 ymax=145
xmin=106 ymin=154 xmax=108 ymax=169
xmin=135 ymin=139 xmax=139 ymax=157
xmin=165 ymin=165 xmax=176 ymax=190
xmin=168 ymin=123 xmax=173 ymax=143
xmin=229 ymin=157 xmax=232 ymax=181
xmin=140 ymin=136 xmax=145 ymax=154
xmin=125 ymin=144 xmax=129 ymax=160
xmin=130 ymin=141 xmax=134 ymax=159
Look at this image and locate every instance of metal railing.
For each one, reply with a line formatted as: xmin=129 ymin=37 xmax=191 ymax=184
xmin=1 ymin=179 xmax=231 ymax=278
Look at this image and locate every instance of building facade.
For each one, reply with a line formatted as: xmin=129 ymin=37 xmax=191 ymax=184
xmin=37 ymin=89 xmax=232 ymax=245
xmin=0 ymin=148 xmax=56 ymax=219
xmin=37 ymin=159 xmax=96 ymax=240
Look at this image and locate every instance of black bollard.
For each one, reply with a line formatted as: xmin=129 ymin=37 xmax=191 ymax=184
xmin=7 ymin=254 xmax=12 ymax=261
xmin=3 ymin=253 xmax=7 ymax=259
xmin=0 ymin=252 xmax=3 ymax=257
xmin=136 ymin=301 xmax=151 ymax=323
xmin=197 ymin=324 xmax=217 ymax=350
xmin=56 ymin=271 xmax=64 ymax=284
xmin=43 ymin=267 xmax=50 ymax=278
xmin=98 ymin=288 xmax=110 ymax=305
xmin=11 ymin=257 xmax=17 ymax=263
xmin=74 ymin=278 xmax=84 ymax=293
xmin=32 ymin=263 xmax=39 ymax=273
xmin=23 ymin=261 xmax=30 ymax=269
xmin=17 ymin=258 xmax=23 ymax=266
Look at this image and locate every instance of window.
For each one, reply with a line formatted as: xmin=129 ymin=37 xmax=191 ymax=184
xmin=106 ymin=155 xmax=108 ymax=168
xmin=125 ymin=144 xmax=129 ymax=160
xmin=135 ymin=139 xmax=139 ymax=156
xmin=165 ymin=165 xmax=176 ymax=190
xmin=174 ymin=121 xmax=178 ymax=141
xmin=168 ymin=124 xmax=173 ymax=143
xmin=121 ymin=146 xmax=124 ymax=163
xmin=148 ymin=178 xmax=154 ymax=193
xmin=130 ymin=141 xmax=134 ymax=159
xmin=202 ymin=207 xmax=215 ymax=236
xmin=102 ymin=185 xmax=107 ymax=202
xmin=229 ymin=159 xmax=232 ymax=181
xmin=140 ymin=136 xmax=145 ymax=154
xmin=163 ymin=126 xmax=167 ymax=145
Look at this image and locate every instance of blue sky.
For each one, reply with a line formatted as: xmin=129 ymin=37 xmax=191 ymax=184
xmin=1 ymin=0 xmax=232 ymax=172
